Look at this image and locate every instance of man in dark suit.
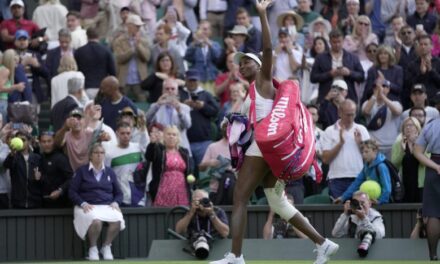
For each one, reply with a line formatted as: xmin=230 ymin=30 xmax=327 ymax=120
xmin=51 ymin=77 xmax=84 ymax=132
xmin=397 ymin=25 xmax=418 ymax=109
xmin=45 ymin=28 xmax=73 ymax=80
xmin=74 ymin=27 xmax=116 ymax=99
xmin=310 ymin=29 xmax=364 ymax=104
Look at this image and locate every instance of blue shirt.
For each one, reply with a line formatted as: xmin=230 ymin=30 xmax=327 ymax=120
xmin=125 ymin=38 xmax=141 ymax=85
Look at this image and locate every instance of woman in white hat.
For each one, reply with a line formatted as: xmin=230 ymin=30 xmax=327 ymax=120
xmin=210 ymin=1 xmax=338 ymax=264
xmin=276 ymin=10 xmax=305 ymax=47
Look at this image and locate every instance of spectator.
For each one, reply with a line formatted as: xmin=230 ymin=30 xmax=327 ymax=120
xmin=297 ymin=0 xmax=320 ymax=35
xmin=273 ymin=27 xmax=302 ymax=81
xmin=32 ymin=0 xmax=68 ymax=49
xmin=50 ymin=55 xmax=87 ymax=108
xmin=397 ymin=25 xmax=418 ymax=109
xmin=223 ymin=0 xmax=253 ymax=33
xmin=79 ymin=0 xmax=99 ymax=29
xmin=99 ymin=76 xmax=138 ymax=131
xmin=321 ymin=99 xmax=370 ymax=199
xmin=148 ymin=123 xmax=164 ymax=144
xmin=51 ymin=77 xmax=85 ymax=132
xmin=318 ymin=79 xmax=348 ymax=130
xmin=406 ymin=35 xmax=440 ymax=106
xmin=301 ymin=36 xmax=329 ymax=104
xmin=0 ymin=0 xmax=41 ymax=50
xmin=215 ymin=52 xmax=248 ymax=107
xmin=305 ymin=104 xmax=324 ymax=195
xmin=161 ymin=0 xmax=198 ymax=33
xmin=150 ymin=24 xmax=185 ymax=77
xmin=0 ymin=118 xmax=10 ymax=209
xmin=218 ymin=82 xmax=246 ymax=126
xmin=362 ymin=72 xmax=403 ymax=159
xmin=362 ymin=45 xmax=404 ymax=105
xmin=175 ymin=189 xmax=229 ymax=259
xmin=384 ymin=15 xmax=406 ymax=50
xmin=184 ymin=20 xmax=222 ymax=95
xmin=66 ymin=11 xmax=87 ymax=49
xmin=131 ymin=0 xmax=161 ymax=36
xmin=306 ymin=17 xmax=332 ymax=51
xmin=14 ymin=29 xmax=49 ymax=104
xmin=311 ymin=29 xmax=365 ymax=104
xmin=68 ymin=142 xmax=125 ymax=261
xmin=0 ymin=49 xmax=26 ymax=119
xmin=199 ymin=0 xmax=227 ymax=40
xmin=155 ymin=6 xmax=191 ymax=58
xmin=45 ymin=29 xmax=74 ymax=80
xmin=83 ymin=102 xmax=117 ymax=147
xmin=263 ymin=195 xmax=307 ymax=239
xmin=409 ymin=106 xmax=428 ymax=128
xmin=332 ymin=191 xmax=385 ymax=257
xmin=339 ymin=0 xmax=360 ymax=35
xmin=401 ymin=84 xmax=439 ymax=125
xmin=105 ymin=122 xmax=148 ymax=207
xmin=235 ymin=7 xmax=262 ymax=53
xmin=431 ymin=19 xmax=440 ymax=57
xmin=221 ymin=26 xmax=253 ymax=71
xmin=109 ymin=6 xmax=131 ymax=43
xmin=112 ymin=14 xmax=151 ymax=102
xmin=320 ymin=0 xmax=347 ymax=29
xmin=141 ymin=51 xmax=183 ymax=104
xmin=276 ymin=10 xmax=305 ymax=47
xmin=414 ymin=113 xmax=440 ymax=261
xmin=145 ymin=78 xmax=191 ymax=153
xmin=74 ymin=28 xmax=116 ymax=99
xmin=406 ymin=0 xmax=437 ymax=35
xmin=4 ymin=130 xmax=42 ymax=208
xmin=145 ymin=125 xmax=192 ymax=207
xmin=343 ymin=16 xmax=378 ymax=62
xmin=410 ymin=208 xmax=427 ymax=239
xmin=180 ymin=69 xmax=220 ymax=168
xmin=39 ymin=130 xmax=73 ymax=208
xmin=116 ymin=106 xmax=149 ymax=144
xmin=335 ymin=140 xmax=392 ymax=205
xmin=392 ymin=117 xmax=424 ymax=203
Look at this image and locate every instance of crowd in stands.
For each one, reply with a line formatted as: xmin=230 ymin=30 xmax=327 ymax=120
xmin=0 ymin=0 xmax=439 ymax=232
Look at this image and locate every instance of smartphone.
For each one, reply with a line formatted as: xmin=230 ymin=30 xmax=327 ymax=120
xmin=12 ymin=123 xmax=23 ymax=130
xmin=416 ymin=24 xmax=424 ymax=32
xmin=191 ymin=93 xmax=199 ymax=101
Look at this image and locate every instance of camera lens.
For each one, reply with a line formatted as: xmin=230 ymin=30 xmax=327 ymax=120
xmin=200 ymin=197 xmax=211 ymax=208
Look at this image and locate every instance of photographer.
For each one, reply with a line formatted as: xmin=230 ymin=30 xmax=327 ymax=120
xmin=332 ymin=191 xmax=385 ymax=257
xmin=175 ymin=189 xmax=229 ymax=258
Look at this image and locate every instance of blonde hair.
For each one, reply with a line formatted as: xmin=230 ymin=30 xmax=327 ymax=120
xmin=164 ymin=125 xmax=181 ymax=147
xmin=2 ymin=49 xmax=16 ymax=83
xmin=401 ymin=116 xmax=422 ymax=134
xmin=58 ymin=55 xmax=78 ymax=73
xmin=374 ymin=45 xmax=396 ymax=67
xmin=352 ymin=15 xmax=373 ymax=38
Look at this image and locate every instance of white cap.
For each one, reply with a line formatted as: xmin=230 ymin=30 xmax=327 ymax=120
xmin=126 ymin=14 xmax=144 ymax=26
xmin=10 ymin=0 xmax=24 ymax=7
xmin=331 ymin=79 xmax=348 ymax=90
xmin=346 ymin=0 xmax=360 ymax=4
xmin=233 ymin=52 xmax=262 ymax=67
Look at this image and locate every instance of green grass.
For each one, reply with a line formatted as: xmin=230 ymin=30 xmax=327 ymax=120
xmin=30 ymin=261 xmax=433 ymax=264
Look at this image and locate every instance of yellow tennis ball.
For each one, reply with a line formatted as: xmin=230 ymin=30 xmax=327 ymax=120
xmin=186 ymin=174 xmax=196 ymax=184
xmin=10 ymin=137 xmax=24 ymax=151
xmin=360 ymin=180 xmax=381 ymax=200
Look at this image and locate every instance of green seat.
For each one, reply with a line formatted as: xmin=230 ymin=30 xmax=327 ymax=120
xmin=134 ymin=102 xmax=150 ymax=113
xmin=321 ymin=187 xmax=329 ymax=195
xmin=303 ymin=194 xmax=331 ymax=204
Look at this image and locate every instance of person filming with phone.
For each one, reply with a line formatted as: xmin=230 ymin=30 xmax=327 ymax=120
xmin=332 ymin=190 xmax=385 ymax=258
xmin=175 ymin=189 xmax=229 ymax=259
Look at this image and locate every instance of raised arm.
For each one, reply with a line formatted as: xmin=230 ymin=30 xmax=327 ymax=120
xmin=256 ymin=0 xmax=273 ymax=82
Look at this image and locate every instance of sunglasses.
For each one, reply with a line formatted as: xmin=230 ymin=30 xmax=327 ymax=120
xmin=358 ymin=22 xmax=370 ymax=26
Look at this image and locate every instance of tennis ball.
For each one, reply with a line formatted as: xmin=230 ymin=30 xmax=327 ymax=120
xmin=10 ymin=137 xmax=24 ymax=151
xmin=360 ymin=180 xmax=381 ymax=200
xmin=186 ymin=174 xmax=196 ymax=184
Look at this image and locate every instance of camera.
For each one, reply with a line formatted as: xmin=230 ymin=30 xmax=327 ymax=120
xmin=12 ymin=123 xmax=23 ymax=130
xmin=192 ymin=230 xmax=211 ymax=259
xmin=350 ymin=199 xmax=362 ymax=212
xmin=357 ymin=231 xmax=375 ymax=257
xmin=191 ymin=93 xmax=199 ymax=101
xmin=199 ymin=197 xmax=211 ymax=208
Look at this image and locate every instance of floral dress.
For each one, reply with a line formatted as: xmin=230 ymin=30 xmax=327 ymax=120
xmin=153 ymin=150 xmax=189 ymax=207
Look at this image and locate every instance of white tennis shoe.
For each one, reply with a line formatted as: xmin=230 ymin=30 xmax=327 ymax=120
xmin=209 ymin=252 xmax=245 ymax=264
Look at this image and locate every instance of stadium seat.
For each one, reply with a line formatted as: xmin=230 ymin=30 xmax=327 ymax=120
xmin=303 ymin=194 xmax=331 ymax=204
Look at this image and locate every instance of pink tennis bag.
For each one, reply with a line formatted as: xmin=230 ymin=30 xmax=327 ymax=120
xmin=249 ymin=80 xmax=322 ymax=182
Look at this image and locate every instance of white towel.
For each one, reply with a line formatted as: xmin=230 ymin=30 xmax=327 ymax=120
xmin=73 ymin=205 xmax=126 ymax=240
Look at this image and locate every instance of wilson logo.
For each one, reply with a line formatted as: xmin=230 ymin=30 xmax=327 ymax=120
xmin=267 ymin=97 xmax=289 ymax=136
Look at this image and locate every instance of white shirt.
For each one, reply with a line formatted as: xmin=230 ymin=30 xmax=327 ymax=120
xmin=70 ymin=26 xmax=88 ymax=49
xmin=321 ymin=120 xmax=370 ymax=179
xmin=51 ymin=71 xmax=87 ymax=108
xmin=199 ymin=0 xmax=227 ymax=20
xmin=274 ymin=49 xmax=302 ymax=81
xmin=32 ymin=3 xmax=68 ymax=41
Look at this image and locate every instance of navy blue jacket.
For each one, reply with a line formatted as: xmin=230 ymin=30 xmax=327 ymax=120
xmin=51 ymin=96 xmax=78 ymax=132
xmin=100 ymin=96 xmax=138 ymax=131
xmin=407 ymin=12 xmax=437 ymax=35
xmin=179 ymin=89 xmax=220 ymax=143
xmin=362 ymin=65 xmax=403 ymax=105
xmin=74 ymin=41 xmax=116 ymax=89
xmin=310 ymin=50 xmax=365 ymax=104
xmin=69 ymin=164 xmax=123 ymax=206
xmin=405 ymin=57 xmax=440 ymax=105
xmin=45 ymin=47 xmax=62 ymax=80
xmin=8 ymin=64 xmax=33 ymax=103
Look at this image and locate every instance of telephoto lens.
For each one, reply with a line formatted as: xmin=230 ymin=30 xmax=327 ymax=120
xmin=357 ymin=232 xmax=373 ymax=257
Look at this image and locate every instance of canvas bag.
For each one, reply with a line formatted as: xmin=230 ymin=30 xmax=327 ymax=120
xmin=249 ymin=80 xmax=322 ymax=181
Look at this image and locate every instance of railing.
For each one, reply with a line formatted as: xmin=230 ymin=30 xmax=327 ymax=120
xmin=0 ymin=204 xmax=420 ymax=261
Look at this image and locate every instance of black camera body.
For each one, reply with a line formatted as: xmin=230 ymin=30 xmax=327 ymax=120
xmin=199 ymin=197 xmax=211 ymax=208
xmin=350 ymin=199 xmax=362 ymax=212
xmin=191 ymin=93 xmax=199 ymax=101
